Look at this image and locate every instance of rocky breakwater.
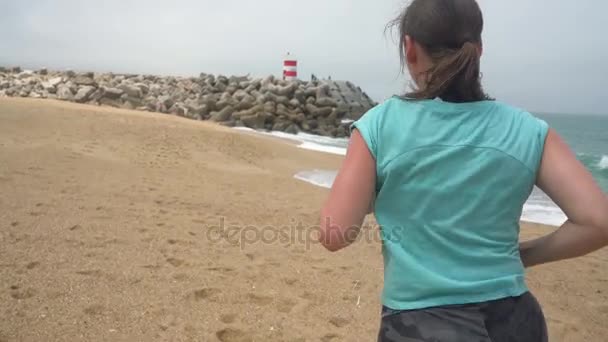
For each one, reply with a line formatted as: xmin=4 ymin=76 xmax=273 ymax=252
xmin=0 ymin=67 xmax=376 ymax=138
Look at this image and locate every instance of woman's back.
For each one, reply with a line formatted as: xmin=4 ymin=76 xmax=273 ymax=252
xmin=354 ymin=97 xmax=548 ymax=310
xmin=318 ymin=0 xmax=608 ymax=339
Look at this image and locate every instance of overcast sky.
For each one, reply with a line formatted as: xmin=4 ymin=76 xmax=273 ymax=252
xmin=1 ymin=0 xmax=606 ymax=115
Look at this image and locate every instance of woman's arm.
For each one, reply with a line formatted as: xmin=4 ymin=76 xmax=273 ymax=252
xmin=520 ymin=129 xmax=608 ymax=267
xmin=319 ymin=129 xmax=377 ymax=252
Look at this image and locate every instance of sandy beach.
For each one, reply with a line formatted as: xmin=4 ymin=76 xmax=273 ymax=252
xmin=1 ymin=98 xmax=607 ymax=341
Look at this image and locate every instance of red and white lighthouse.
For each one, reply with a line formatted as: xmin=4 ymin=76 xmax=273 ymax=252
xmin=283 ymin=52 xmax=298 ymax=81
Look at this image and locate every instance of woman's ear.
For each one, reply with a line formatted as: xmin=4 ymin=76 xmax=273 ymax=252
xmin=405 ymin=35 xmax=417 ymax=65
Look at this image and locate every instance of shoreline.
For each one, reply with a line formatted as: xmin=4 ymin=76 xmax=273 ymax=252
xmin=1 ymin=97 xmax=605 ymax=341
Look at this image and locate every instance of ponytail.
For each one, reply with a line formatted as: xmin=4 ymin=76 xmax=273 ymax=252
xmin=388 ymin=0 xmax=490 ymax=103
xmin=407 ymin=42 xmax=488 ymax=103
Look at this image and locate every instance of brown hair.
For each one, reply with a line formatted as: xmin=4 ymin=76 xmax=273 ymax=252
xmin=388 ymin=0 xmax=491 ymax=103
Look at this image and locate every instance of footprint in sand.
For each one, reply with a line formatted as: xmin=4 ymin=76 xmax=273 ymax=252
xmin=166 ymin=258 xmax=185 ymax=267
xmin=10 ymin=288 xmax=36 ymax=300
xmin=216 ymin=328 xmax=252 ymax=342
xmin=193 ymin=288 xmax=221 ymax=301
xmin=247 ymin=293 xmax=273 ymax=306
xmin=10 ymin=221 xmax=19 ymax=227
xmin=76 ymin=269 xmax=103 ymax=277
xmin=321 ymin=333 xmax=341 ymax=342
xmin=220 ymin=313 xmax=237 ymax=324
xmin=547 ymin=316 xmax=580 ymax=340
xmin=277 ymin=298 xmax=298 ymax=314
xmin=83 ymin=304 xmax=104 ymax=316
xmin=207 ymin=267 xmax=235 ymax=273
xmin=25 ymin=262 xmax=39 ymax=270
xmin=173 ymin=273 xmax=189 ymax=282
xmin=283 ymin=278 xmax=298 ymax=286
xmin=329 ymin=316 xmax=351 ymax=328
xmin=312 ymin=266 xmax=334 ymax=275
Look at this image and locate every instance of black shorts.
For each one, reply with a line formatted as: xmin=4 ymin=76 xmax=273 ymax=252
xmin=378 ymin=292 xmax=548 ymax=342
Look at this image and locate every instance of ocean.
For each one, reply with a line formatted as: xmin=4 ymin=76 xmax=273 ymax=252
xmin=238 ymin=113 xmax=608 ymax=227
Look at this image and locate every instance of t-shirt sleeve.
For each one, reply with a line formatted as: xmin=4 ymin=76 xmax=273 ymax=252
xmin=529 ymin=114 xmax=550 ymax=174
xmin=350 ymin=105 xmax=382 ymax=159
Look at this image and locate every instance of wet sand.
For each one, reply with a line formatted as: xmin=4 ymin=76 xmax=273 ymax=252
xmin=1 ymin=98 xmax=606 ymax=341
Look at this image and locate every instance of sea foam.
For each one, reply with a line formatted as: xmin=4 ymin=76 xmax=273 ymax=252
xmin=598 ymin=155 xmax=608 ymax=169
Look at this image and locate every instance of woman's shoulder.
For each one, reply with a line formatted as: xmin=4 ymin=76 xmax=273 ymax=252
xmin=491 ymin=101 xmax=548 ymax=129
xmin=357 ymin=96 xmax=421 ymax=122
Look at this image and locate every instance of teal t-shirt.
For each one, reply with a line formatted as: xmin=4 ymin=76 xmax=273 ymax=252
xmin=352 ymin=97 xmax=549 ymax=310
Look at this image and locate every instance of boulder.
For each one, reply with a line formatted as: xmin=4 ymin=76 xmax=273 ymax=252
xmin=306 ymin=119 xmax=319 ymax=129
xmin=288 ymin=99 xmax=301 ymax=108
xmin=272 ymin=120 xmax=291 ymax=132
xmin=235 ymin=97 xmax=255 ymax=111
xmin=241 ymin=113 xmax=265 ymax=129
xmin=18 ymin=71 xmax=33 ymax=79
xmin=123 ymin=95 xmax=143 ymax=108
xmin=47 ymin=77 xmax=63 ymax=88
xmin=57 ymin=85 xmax=74 ymax=101
xmin=19 ymin=88 xmax=31 ymax=97
xmin=119 ymin=84 xmax=142 ymax=98
xmin=39 ymin=68 xmax=48 ymax=75
xmin=219 ymin=121 xmax=236 ymax=127
xmin=262 ymin=93 xmax=290 ymax=106
xmin=209 ymin=105 xmax=235 ymax=122
xmin=185 ymin=104 xmax=210 ymax=119
xmin=315 ymin=97 xmax=338 ymax=108
xmin=229 ymin=75 xmax=250 ymax=83
xmin=305 ymin=103 xmax=333 ymax=117
xmin=89 ymin=88 xmax=104 ymax=102
xmin=74 ymin=86 xmax=96 ymax=103
xmin=102 ymin=87 xmax=124 ymax=99
xmin=285 ymin=124 xmax=299 ymax=135
xmin=316 ymin=84 xmax=331 ymax=98
xmin=99 ymin=98 xmax=121 ymax=107
xmin=158 ymin=95 xmax=174 ymax=109
xmin=135 ymin=83 xmax=150 ymax=95
xmin=266 ymin=82 xmax=297 ymax=97
xmin=294 ymin=90 xmax=306 ymax=103
xmin=233 ymin=104 xmax=263 ymax=120
xmin=225 ymin=85 xmax=237 ymax=95
xmin=216 ymin=75 xmax=229 ymax=85
xmin=121 ymin=101 xmax=135 ymax=110
xmin=169 ymin=103 xmax=187 ymax=116
xmin=74 ymin=75 xmax=96 ymax=86
xmin=263 ymin=101 xmax=276 ymax=114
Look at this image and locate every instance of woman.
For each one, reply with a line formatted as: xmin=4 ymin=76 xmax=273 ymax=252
xmin=318 ymin=0 xmax=608 ymax=341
